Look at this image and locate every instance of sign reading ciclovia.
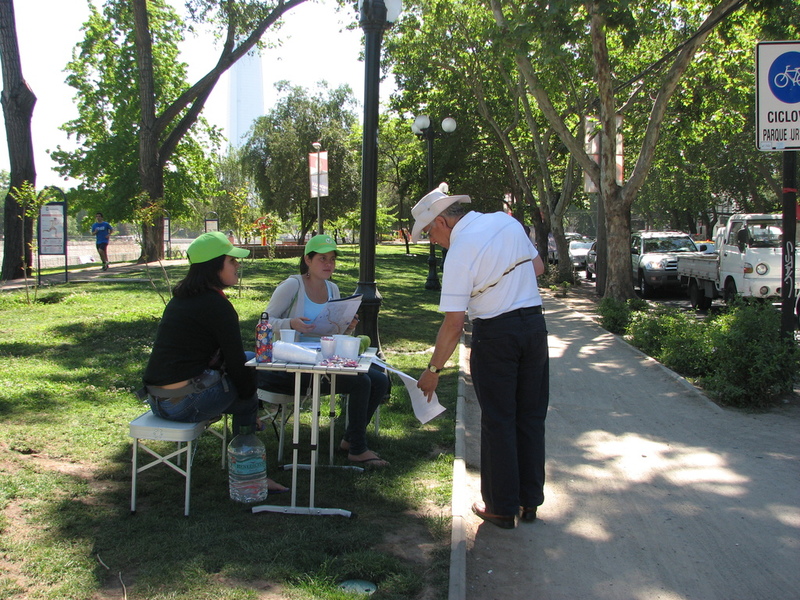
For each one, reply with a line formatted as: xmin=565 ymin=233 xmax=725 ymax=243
xmin=756 ymin=41 xmax=800 ymax=151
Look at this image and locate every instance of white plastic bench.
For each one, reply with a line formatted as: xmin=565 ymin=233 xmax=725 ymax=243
xmin=129 ymin=411 xmax=227 ymax=516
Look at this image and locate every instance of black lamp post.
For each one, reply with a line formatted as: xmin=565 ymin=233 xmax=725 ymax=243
xmin=412 ymin=115 xmax=457 ymax=290
xmin=355 ymin=0 xmax=401 ymax=352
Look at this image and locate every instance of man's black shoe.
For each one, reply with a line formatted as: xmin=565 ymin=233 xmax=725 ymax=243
xmin=471 ymin=502 xmax=516 ymax=529
xmin=520 ymin=507 xmax=537 ymax=523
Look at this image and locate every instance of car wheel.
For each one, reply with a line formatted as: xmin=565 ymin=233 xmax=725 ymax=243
xmin=638 ymin=271 xmax=653 ymax=298
xmin=689 ymin=279 xmax=712 ymax=311
xmin=796 ymin=297 xmax=800 ymax=329
xmin=723 ymin=279 xmax=738 ymax=304
xmin=688 ymin=279 xmax=701 ymax=309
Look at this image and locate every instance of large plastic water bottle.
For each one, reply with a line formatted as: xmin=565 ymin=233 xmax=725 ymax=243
xmin=228 ymin=425 xmax=268 ymax=503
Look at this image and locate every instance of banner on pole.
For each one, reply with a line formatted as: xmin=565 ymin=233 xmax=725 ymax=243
xmin=309 ymin=151 xmax=329 ymax=197
xmin=583 ymin=115 xmax=624 ymax=193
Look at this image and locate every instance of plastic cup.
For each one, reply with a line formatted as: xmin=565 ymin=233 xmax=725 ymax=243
xmin=336 ymin=336 xmax=360 ymax=359
xmin=320 ymin=336 xmax=336 ymax=359
xmin=280 ymin=329 xmax=296 ymax=342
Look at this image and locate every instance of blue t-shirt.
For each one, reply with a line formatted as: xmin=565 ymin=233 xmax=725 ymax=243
xmin=91 ymin=221 xmax=113 ymax=244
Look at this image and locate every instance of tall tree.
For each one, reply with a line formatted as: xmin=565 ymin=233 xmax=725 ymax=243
xmin=386 ymin=0 xmax=584 ymax=282
xmin=54 ymin=0 xmax=218 ymax=234
xmin=0 ymin=0 xmax=36 ymax=279
xmin=242 ymin=82 xmax=361 ymax=240
xmin=491 ymin=0 xmax=756 ymax=300
xmin=55 ymin=0 xmax=308 ymax=262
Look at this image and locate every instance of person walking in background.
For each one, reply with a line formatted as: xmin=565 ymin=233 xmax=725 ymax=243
xmin=91 ymin=212 xmax=113 ymax=270
xmin=412 ymin=183 xmax=549 ymax=530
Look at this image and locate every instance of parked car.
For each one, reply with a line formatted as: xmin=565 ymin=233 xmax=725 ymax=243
xmin=631 ymin=231 xmax=698 ymax=297
xmin=586 ymin=241 xmax=597 ymax=280
xmin=568 ymin=239 xmax=594 ymax=273
xmin=696 ymin=240 xmax=716 ymax=254
xmin=547 ymin=232 xmax=583 ymax=264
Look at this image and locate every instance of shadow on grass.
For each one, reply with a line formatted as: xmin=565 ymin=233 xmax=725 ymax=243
xmin=0 ymin=244 xmax=457 ymax=598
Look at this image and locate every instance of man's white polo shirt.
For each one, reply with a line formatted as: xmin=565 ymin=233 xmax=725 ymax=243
xmin=439 ymin=211 xmax=542 ymax=321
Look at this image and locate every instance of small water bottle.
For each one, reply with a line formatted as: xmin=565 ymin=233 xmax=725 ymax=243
xmin=255 ymin=312 xmax=273 ymax=363
xmin=228 ymin=425 xmax=268 ymax=503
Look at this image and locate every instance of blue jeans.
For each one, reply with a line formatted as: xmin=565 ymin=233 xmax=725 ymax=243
xmin=258 ymin=363 xmax=388 ymax=455
xmin=471 ymin=309 xmax=549 ymax=517
xmin=148 ymin=373 xmax=258 ymax=435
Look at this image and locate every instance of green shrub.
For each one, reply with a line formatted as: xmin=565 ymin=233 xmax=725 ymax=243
xmin=626 ymin=307 xmax=711 ymax=377
xmin=597 ymin=297 xmax=649 ymax=334
xmin=702 ymin=299 xmax=797 ymax=408
xmin=626 ymin=307 xmax=670 ymax=356
xmin=656 ymin=313 xmax=712 ymax=378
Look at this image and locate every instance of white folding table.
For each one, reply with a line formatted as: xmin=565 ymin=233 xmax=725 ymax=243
xmin=248 ymin=350 xmax=375 ymax=517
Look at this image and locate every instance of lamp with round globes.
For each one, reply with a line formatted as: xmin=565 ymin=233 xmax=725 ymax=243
xmin=411 ymin=114 xmax=457 ymax=290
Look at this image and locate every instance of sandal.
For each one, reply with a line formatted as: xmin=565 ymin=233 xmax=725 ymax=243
xmin=348 ymin=450 xmax=389 ymax=468
xmin=267 ymin=478 xmax=290 ymax=494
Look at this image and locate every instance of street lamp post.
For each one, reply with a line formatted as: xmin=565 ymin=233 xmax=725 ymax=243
xmin=356 ymin=0 xmax=401 ymax=353
xmin=356 ymin=0 xmax=402 ymax=351
xmin=312 ymin=141 xmax=323 ymax=234
xmin=412 ymin=115 xmax=457 ymax=290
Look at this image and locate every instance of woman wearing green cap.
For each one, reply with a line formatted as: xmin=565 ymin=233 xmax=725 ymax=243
xmin=142 ymin=232 xmax=288 ymax=491
xmin=259 ymin=234 xmax=390 ymax=467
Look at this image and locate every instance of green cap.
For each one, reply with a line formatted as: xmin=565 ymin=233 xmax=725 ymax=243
xmin=187 ymin=231 xmax=250 ymax=264
xmin=304 ymin=234 xmax=340 ymax=256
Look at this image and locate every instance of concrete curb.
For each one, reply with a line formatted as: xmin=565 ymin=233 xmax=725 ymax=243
xmin=448 ymin=331 xmax=468 ymax=600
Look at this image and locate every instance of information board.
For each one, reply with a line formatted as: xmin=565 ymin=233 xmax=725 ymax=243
xmin=39 ymin=202 xmax=67 ymax=255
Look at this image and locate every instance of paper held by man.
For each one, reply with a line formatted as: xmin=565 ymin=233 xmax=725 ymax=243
xmin=308 ymin=294 xmax=362 ymax=336
xmin=373 ymin=360 xmax=446 ymax=425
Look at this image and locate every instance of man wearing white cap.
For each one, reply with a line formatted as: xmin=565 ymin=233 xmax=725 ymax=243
xmin=412 ymin=183 xmax=548 ymax=530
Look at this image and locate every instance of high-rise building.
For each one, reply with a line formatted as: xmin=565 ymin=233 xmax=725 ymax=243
xmin=227 ymin=51 xmax=265 ymax=147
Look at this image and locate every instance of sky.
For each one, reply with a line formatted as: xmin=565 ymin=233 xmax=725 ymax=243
xmin=0 ymin=0 xmax=393 ymax=187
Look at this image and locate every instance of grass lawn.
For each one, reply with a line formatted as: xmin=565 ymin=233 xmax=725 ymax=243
xmin=0 ymin=243 xmax=458 ymax=600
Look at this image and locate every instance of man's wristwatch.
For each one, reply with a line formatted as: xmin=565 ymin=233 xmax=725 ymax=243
xmin=427 ymin=363 xmax=443 ymax=374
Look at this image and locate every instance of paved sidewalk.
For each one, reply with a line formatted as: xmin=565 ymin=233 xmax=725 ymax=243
xmin=0 ymin=260 xmax=188 ymax=292
xmin=452 ymin=292 xmax=800 ymax=600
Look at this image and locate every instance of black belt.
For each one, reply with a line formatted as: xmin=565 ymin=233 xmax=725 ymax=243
xmin=474 ymin=305 xmax=542 ymax=323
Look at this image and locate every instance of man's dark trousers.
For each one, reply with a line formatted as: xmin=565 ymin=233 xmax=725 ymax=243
xmin=471 ymin=309 xmax=549 ymax=517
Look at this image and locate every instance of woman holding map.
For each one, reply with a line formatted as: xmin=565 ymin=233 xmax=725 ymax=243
xmin=258 ymin=235 xmax=390 ymax=468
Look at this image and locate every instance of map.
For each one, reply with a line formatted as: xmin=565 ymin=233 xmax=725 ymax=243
xmin=309 ymin=294 xmax=362 ymax=336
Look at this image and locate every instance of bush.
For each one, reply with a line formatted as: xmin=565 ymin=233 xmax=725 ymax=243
xmin=702 ymin=299 xmax=797 ymax=408
xmin=658 ymin=313 xmax=710 ymax=377
xmin=597 ymin=296 xmax=649 ymax=334
xmin=626 ymin=307 xmax=712 ymax=377
xmin=626 ymin=306 xmax=670 ymax=356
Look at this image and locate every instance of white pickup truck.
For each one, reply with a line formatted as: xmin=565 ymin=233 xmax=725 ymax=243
xmin=676 ymin=213 xmax=794 ymax=310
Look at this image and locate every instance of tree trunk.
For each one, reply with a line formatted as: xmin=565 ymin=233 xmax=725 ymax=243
xmin=0 ymin=0 xmax=36 ymax=279
xmin=603 ymin=187 xmax=634 ymax=300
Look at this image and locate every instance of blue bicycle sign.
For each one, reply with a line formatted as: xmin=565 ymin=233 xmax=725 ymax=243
xmin=769 ymin=51 xmax=800 ymax=104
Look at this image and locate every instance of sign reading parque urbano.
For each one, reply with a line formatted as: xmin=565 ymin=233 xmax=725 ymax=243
xmin=756 ymin=41 xmax=800 ymax=151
